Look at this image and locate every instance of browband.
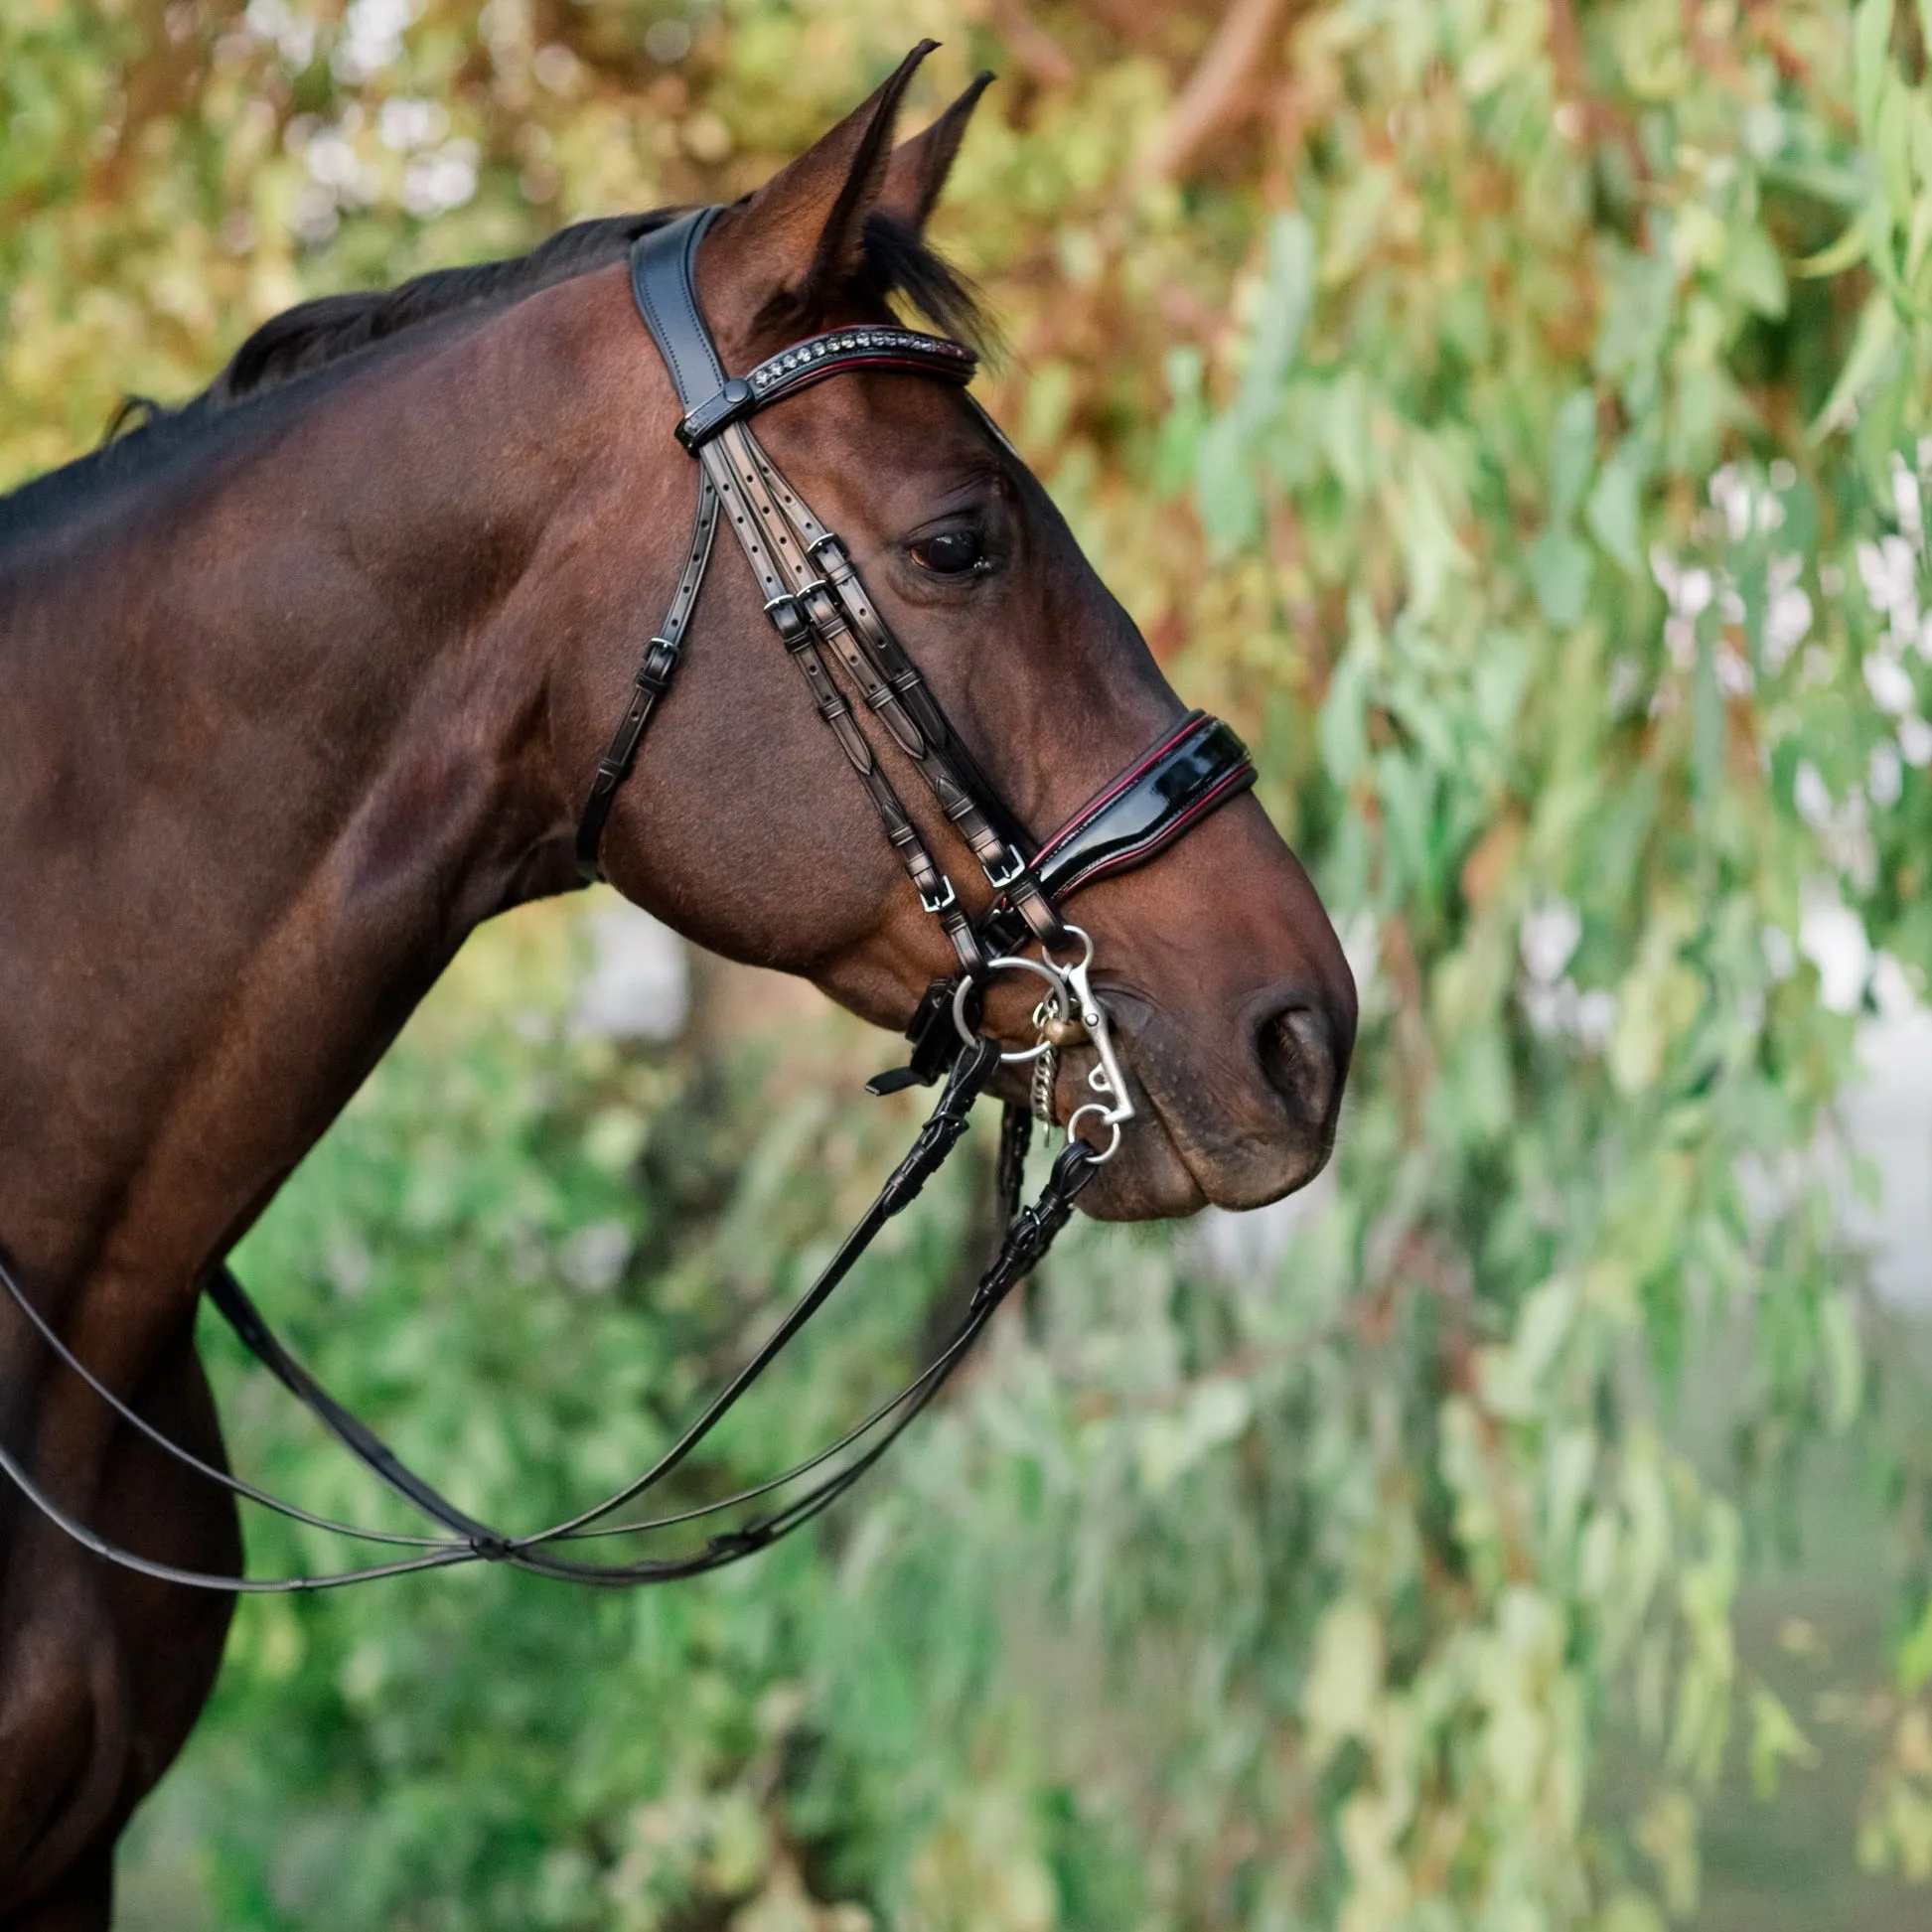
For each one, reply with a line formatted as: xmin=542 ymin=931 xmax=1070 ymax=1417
xmin=630 ymin=208 xmax=978 ymax=453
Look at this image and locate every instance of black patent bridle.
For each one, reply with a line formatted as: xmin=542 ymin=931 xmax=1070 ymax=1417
xmin=0 ymin=208 xmax=1255 ymax=1591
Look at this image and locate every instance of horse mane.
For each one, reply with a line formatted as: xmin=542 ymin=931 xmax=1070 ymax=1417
xmin=0 ymin=205 xmax=989 ymax=550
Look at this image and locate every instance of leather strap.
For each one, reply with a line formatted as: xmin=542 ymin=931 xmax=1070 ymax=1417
xmin=1030 ymin=710 xmax=1255 ymax=901
xmin=701 ymin=422 xmax=984 ymax=972
xmin=575 ymin=471 xmax=720 ymax=881
xmin=613 ymin=211 xmax=1040 ymax=958
xmin=738 ymin=324 xmax=974 ymax=419
xmin=732 ymin=435 xmax=1061 ymax=939
xmin=0 ymin=1034 xmax=1106 ymax=1590
xmin=629 ymin=209 xmax=729 ymax=415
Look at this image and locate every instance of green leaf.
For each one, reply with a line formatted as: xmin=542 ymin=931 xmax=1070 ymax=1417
xmin=1809 ymin=289 xmax=1899 ymax=440
xmin=1748 ymin=1688 xmax=1818 ymax=1802
xmin=1302 ymin=1595 xmax=1385 ymax=1764
xmin=1725 ymin=224 xmax=1788 ymax=319
xmin=1154 ymin=344 xmax=1206 ymax=496
xmin=1193 ymin=410 xmax=1262 ymax=551
xmin=1897 ymin=1596 xmax=1932 ymax=1692
xmin=1855 ymin=0 xmax=1897 ymax=137
xmin=1238 ymin=211 xmax=1315 ymax=425
xmin=1585 ymin=447 xmax=1645 ymax=572
xmin=1529 ymin=525 xmax=1593 ymax=627
xmin=1820 ymin=1291 xmax=1864 ymax=1429
xmin=1551 ymin=386 xmax=1599 ymax=521
xmin=1792 ymin=221 xmax=1870 ymax=279
xmin=1319 ymin=647 xmax=1371 ymax=787
xmin=1876 ymin=78 xmax=1916 ymax=221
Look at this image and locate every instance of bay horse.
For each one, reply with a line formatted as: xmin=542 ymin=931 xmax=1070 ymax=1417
xmin=0 ymin=47 xmax=1353 ymax=1927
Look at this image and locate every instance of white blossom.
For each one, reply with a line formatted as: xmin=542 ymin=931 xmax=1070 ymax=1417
xmin=1664 ymin=614 xmax=1697 ymax=670
xmin=1900 ymin=715 xmax=1932 ymax=767
xmin=1893 ymin=451 xmax=1925 ymax=552
xmin=1710 ymin=465 xmax=1752 ymax=541
xmin=401 ymin=139 xmax=479 ymax=217
xmin=1520 ymin=974 xmax=1615 ymax=1053
xmin=378 ymin=98 xmax=446 ymax=151
xmin=1871 ymin=951 xmax=1924 ymax=1020
xmin=1799 ymin=883 xmax=1871 ymax=1014
xmin=305 ymin=130 xmax=362 ymax=190
xmin=1607 ymin=656 xmax=1644 ymax=714
xmin=1864 ymin=652 xmax=1915 ymax=715
xmin=1520 ymin=900 xmax=1581 ymax=985
xmin=559 ymin=1222 xmax=632 ymax=1295
xmin=1572 ymin=989 xmax=1618 ymax=1052
xmin=1870 ymin=739 xmax=1904 ymax=808
xmin=1764 ymin=585 xmax=1813 ymax=669
xmin=1858 ymin=535 xmax=1919 ymax=634
xmin=1793 ymin=760 xmax=1834 ymax=829
xmin=333 ymin=0 xmax=412 ymax=82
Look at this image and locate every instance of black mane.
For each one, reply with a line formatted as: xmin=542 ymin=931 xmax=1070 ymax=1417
xmin=0 ymin=206 xmax=989 ymax=550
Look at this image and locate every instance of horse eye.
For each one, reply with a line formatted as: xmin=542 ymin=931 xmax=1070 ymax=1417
xmin=910 ymin=528 xmax=985 ymax=575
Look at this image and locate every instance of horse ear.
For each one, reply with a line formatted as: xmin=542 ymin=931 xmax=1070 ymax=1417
xmin=877 ymin=72 xmax=994 ymax=232
xmin=709 ymin=42 xmax=936 ymax=331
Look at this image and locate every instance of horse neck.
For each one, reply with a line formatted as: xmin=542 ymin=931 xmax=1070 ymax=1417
xmin=0 ymin=293 xmax=631 ymax=1312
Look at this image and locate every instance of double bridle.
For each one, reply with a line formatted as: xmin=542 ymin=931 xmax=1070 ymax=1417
xmin=0 ymin=209 xmax=1255 ymax=1591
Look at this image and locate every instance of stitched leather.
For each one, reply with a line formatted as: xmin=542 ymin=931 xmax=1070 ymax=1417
xmin=629 ymin=208 xmax=728 ymax=409
xmin=574 ymin=472 xmax=721 ymax=881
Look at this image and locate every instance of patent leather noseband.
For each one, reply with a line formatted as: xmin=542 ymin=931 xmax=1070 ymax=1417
xmin=0 ymin=207 xmax=1255 ymax=1592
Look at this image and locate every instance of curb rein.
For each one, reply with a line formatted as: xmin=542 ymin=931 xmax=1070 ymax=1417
xmin=0 ymin=209 xmax=1256 ymax=1591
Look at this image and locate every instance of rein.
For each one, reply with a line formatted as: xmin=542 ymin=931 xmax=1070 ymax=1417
xmin=0 ymin=208 xmax=1255 ymax=1591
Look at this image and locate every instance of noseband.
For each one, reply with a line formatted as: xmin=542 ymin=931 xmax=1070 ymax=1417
xmin=0 ymin=209 xmax=1255 ymax=1591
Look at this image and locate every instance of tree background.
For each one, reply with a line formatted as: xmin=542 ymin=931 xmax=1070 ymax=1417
xmin=9 ymin=0 xmax=1932 ymax=1925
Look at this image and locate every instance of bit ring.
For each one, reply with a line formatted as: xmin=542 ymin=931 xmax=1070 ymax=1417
xmin=952 ymin=957 xmax=1072 ymax=1062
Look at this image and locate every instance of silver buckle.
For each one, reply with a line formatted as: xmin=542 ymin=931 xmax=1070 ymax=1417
xmin=763 ymin=592 xmax=809 ymax=642
xmin=919 ymin=877 xmax=958 ymax=915
xmin=984 ymin=846 xmax=1028 ymax=890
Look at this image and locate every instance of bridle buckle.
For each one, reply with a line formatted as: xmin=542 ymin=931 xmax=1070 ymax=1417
xmin=984 ymin=844 xmax=1028 ymax=891
xmin=635 ymin=639 xmax=678 ymax=691
xmin=763 ymin=592 xmax=810 ymax=644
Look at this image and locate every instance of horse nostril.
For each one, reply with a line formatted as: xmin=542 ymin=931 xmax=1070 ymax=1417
xmin=1256 ymin=1005 xmax=1340 ymax=1129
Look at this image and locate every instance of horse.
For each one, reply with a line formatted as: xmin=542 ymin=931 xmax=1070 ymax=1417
xmin=0 ymin=46 xmax=1355 ymax=1927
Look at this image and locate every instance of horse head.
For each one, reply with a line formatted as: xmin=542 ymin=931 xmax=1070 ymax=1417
xmin=552 ymin=46 xmax=1356 ymax=1220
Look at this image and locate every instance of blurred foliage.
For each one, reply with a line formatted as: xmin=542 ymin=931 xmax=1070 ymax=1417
xmin=14 ymin=0 xmax=1932 ymax=1924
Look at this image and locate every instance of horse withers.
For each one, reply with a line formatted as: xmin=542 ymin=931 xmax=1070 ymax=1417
xmin=0 ymin=48 xmax=1353 ymax=1927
